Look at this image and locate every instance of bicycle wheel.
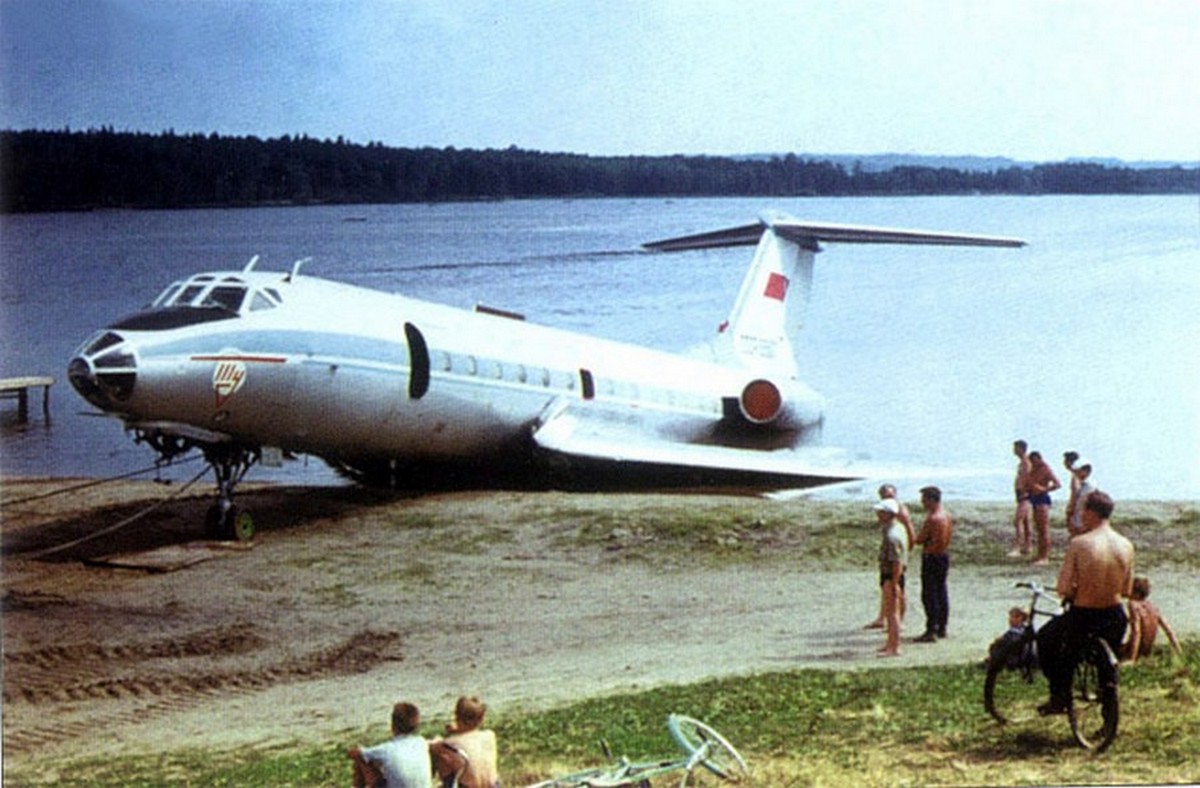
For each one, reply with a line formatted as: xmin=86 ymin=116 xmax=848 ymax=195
xmin=1069 ymin=639 xmax=1119 ymax=752
xmin=983 ymin=637 xmax=1041 ymax=725
xmin=667 ymin=714 xmax=750 ymax=782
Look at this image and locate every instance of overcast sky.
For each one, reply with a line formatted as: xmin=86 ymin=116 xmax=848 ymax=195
xmin=2 ymin=0 xmax=1197 ymax=162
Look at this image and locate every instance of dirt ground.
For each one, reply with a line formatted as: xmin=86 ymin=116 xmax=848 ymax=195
xmin=2 ymin=478 xmax=1197 ymax=775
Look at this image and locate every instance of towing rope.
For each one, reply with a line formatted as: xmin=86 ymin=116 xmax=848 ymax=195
xmin=2 ymin=454 xmax=204 ymax=507
xmin=21 ymin=464 xmax=211 ymax=559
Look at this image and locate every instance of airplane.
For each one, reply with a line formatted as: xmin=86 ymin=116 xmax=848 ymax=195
xmin=68 ymin=212 xmax=1024 ymax=539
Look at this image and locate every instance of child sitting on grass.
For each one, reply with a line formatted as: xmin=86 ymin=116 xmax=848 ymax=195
xmin=429 ymin=696 xmax=500 ymax=788
xmin=1122 ymin=576 xmax=1182 ymax=664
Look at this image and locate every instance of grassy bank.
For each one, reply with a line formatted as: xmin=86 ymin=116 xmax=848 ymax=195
xmin=10 ymin=642 xmax=1196 ymax=786
xmin=507 ymin=497 xmax=1200 ymax=572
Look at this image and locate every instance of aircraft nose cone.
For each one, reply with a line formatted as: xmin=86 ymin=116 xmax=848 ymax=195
xmin=68 ymin=356 xmax=105 ymax=406
xmin=68 ymin=332 xmax=138 ymax=409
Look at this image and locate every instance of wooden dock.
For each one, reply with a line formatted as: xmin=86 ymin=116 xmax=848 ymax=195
xmin=0 ymin=376 xmax=54 ymax=421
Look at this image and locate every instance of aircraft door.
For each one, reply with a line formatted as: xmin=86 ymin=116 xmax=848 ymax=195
xmin=404 ymin=322 xmax=430 ymax=399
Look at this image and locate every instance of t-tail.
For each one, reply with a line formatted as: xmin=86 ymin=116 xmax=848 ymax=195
xmin=645 ymin=212 xmax=1025 ymax=376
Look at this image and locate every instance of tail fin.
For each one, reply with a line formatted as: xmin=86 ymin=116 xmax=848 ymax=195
xmin=644 ymin=213 xmax=1024 ymax=375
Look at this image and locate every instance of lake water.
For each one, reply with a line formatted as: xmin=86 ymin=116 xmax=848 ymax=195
xmin=1 ymin=195 xmax=1197 ymax=500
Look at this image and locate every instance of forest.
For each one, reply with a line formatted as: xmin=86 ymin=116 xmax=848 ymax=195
xmin=1 ymin=128 xmax=1196 ymax=213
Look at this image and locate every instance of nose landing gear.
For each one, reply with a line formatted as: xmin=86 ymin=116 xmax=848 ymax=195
xmin=133 ymin=429 xmax=261 ymax=541
xmin=203 ymin=444 xmax=259 ymax=541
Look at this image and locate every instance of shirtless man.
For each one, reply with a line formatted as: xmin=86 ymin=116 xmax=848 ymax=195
xmin=1034 ymin=491 xmax=1133 ymax=716
xmin=1027 ymin=451 xmax=1062 ymax=565
xmin=864 ymin=484 xmax=912 ymax=629
xmin=1009 ymin=440 xmax=1033 ymax=557
xmin=913 ymin=486 xmax=953 ymax=642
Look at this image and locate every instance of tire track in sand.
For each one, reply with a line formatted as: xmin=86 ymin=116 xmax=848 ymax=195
xmin=2 ymin=626 xmax=404 ymax=753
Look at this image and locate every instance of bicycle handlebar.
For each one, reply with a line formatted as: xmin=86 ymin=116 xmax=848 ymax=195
xmin=1014 ymin=580 xmax=1045 ymax=595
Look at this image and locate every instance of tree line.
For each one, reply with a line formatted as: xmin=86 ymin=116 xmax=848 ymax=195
xmin=1 ymin=128 xmax=1196 ymax=213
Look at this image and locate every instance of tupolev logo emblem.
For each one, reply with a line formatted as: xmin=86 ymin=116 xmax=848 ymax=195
xmin=213 ymin=360 xmax=247 ymax=409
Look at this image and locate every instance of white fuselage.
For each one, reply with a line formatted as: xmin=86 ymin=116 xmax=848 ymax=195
xmin=70 ymin=268 xmax=823 ymax=484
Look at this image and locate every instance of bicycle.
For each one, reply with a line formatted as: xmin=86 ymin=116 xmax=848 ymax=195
xmin=524 ymin=714 xmax=751 ymax=787
xmin=983 ymin=580 xmax=1121 ymax=752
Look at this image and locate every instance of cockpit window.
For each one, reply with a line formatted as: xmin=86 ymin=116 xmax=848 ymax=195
xmin=147 ymin=272 xmax=282 ymax=318
xmin=202 ymin=285 xmax=247 ymax=312
xmin=152 ymin=282 xmax=184 ymax=308
xmin=176 ymin=284 xmax=206 ymax=305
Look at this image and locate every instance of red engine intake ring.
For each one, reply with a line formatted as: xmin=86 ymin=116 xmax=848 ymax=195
xmin=739 ymin=379 xmax=783 ymax=424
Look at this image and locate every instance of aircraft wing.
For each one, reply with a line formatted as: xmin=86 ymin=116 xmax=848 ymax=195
xmin=531 ymin=406 xmax=997 ymax=494
xmin=531 ymin=408 xmax=862 ymax=489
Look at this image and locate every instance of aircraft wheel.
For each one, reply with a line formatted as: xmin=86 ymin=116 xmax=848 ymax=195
xmin=224 ymin=507 xmax=255 ymax=541
xmin=204 ymin=505 xmax=226 ymax=540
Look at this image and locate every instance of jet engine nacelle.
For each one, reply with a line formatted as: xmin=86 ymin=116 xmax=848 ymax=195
xmin=731 ymin=378 xmax=824 ymax=431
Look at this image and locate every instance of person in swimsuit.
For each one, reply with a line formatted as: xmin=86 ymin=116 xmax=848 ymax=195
xmin=1009 ymin=440 xmax=1033 ymax=557
xmin=864 ymin=484 xmax=912 ymax=629
xmin=1027 ymin=451 xmax=1062 ymax=565
xmin=874 ymin=498 xmax=908 ymax=657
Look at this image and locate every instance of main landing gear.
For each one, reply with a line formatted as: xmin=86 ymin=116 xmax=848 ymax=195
xmin=135 ymin=430 xmax=259 ymax=542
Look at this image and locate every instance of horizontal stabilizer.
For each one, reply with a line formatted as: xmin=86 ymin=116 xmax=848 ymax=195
xmin=643 ymin=223 xmax=765 ymax=251
xmin=644 ymin=215 xmax=1026 ymax=252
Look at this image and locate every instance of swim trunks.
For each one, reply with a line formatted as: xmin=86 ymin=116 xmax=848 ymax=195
xmin=1029 ymin=492 xmax=1052 ymax=507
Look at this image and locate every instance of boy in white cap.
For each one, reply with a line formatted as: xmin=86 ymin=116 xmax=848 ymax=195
xmin=874 ymin=497 xmax=908 ymax=657
xmin=864 ymin=485 xmax=911 ymax=629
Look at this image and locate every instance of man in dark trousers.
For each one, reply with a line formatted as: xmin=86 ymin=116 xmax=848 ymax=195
xmin=1035 ymin=490 xmax=1134 ymax=715
xmin=914 ymin=485 xmax=953 ymax=642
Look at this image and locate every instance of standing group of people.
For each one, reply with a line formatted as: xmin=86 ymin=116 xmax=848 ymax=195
xmin=349 ymin=695 xmax=500 ymax=788
xmin=1010 ymin=440 xmax=1098 ymax=565
xmin=865 ymin=483 xmax=954 ymax=657
xmin=865 ymin=440 xmax=1181 ymax=677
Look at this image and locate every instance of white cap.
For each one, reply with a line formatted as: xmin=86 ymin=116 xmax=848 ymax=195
xmin=874 ymin=498 xmax=900 ymax=515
